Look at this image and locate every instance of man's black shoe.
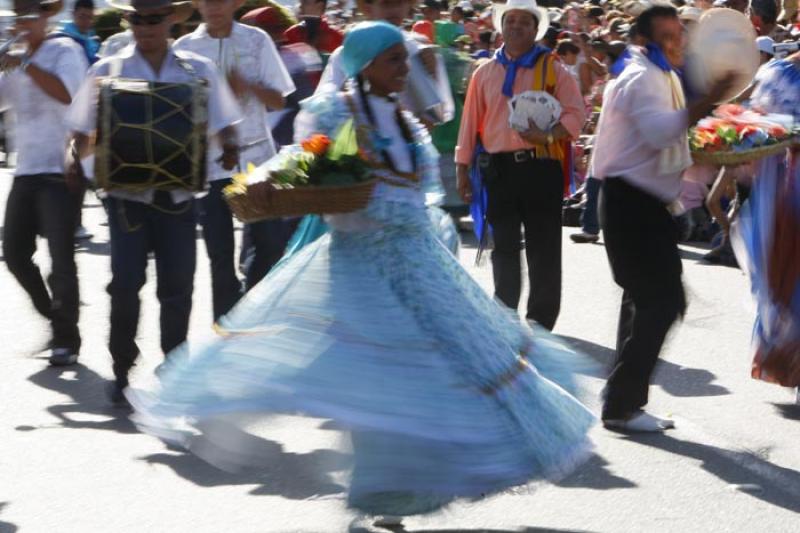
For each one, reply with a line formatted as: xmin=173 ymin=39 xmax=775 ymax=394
xmin=107 ymin=379 xmax=131 ymax=409
xmin=49 ymin=348 xmax=79 ymax=366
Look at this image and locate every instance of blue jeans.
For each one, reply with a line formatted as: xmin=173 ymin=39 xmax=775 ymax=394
xmin=581 ymin=177 xmax=601 ymax=235
xmin=106 ymin=193 xmax=197 ymax=381
xmin=198 ymin=179 xmax=243 ymax=321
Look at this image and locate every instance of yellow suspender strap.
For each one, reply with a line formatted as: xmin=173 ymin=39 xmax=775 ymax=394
xmin=531 ymin=54 xmax=564 ymax=161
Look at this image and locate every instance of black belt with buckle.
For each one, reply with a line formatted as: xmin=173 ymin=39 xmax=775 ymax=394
xmin=494 ymin=150 xmax=538 ymax=164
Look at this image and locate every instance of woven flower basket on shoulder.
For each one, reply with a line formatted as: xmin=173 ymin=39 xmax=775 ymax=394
xmin=226 ymin=178 xmax=379 ymax=222
xmin=691 ymin=138 xmax=797 ymax=166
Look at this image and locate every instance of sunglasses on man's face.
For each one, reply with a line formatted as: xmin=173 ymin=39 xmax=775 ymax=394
xmin=126 ymin=11 xmax=172 ymax=26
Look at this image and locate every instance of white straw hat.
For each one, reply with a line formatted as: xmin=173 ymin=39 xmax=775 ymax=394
xmin=491 ymin=0 xmax=550 ymax=41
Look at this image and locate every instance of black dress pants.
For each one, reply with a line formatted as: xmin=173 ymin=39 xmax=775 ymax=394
xmin=485 ymin=155 xmax=563 ymax=330
xmin=3 ymin=174 xmax=81 ymax=352
xmin=600 ymin=177 xmax=687 ymax=420
xmin=198 ymin=178 xmax=243 ymax=321
xmin=242 ymin=218 xmax=298 ymax=291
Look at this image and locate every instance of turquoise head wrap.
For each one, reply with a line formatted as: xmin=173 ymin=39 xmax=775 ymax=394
xmin=341 ymin=21 xmax=405 ymax=78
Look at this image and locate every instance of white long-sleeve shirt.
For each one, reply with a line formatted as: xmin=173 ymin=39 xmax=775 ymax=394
xmin=591 ymin=48 xmax=691 ymax=202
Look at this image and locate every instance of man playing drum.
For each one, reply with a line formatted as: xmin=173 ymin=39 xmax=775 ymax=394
xmin=66 ymin=0 xmax=242 ymax=406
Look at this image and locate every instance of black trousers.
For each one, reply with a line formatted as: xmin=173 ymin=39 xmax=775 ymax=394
xmin=485 ymin=155 xmax=563 ymax=330
xmin=2 ymin=174 xmax=81 ymax=352
xmin=600 ymin=177 xmax=686 ymax=420
xmin=241 ymin=218 xmax=298 ymax=291
xmin=198 ymin=179 xmax=243 ymax=321
xmin=106 ymin=194 xmax=196 ymax=381
xmin=71 ymin=177 xmax=88 ymax=230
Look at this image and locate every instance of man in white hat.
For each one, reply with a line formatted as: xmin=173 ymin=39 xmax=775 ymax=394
xmin=1 ymin=0 xmax=88 ymax=367
xmin=66 ymin=0 xmax=243 ymax=406
xmin=455 ymin=0 xmax=585 ymax=331
xmin=591 ymin=4 xmax=734 ymax=431
xmin=173 ymin=0 xmax=296 ymax=321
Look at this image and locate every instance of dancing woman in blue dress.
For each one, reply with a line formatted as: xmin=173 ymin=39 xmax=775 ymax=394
xmin=735 ymin=55 xmax=800 ymax=393
xmin=130 ymin=22 xmax=595 ymax=524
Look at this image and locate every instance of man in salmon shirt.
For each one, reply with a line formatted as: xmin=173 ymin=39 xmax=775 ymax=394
xmin=455 ymin=0 xmax=584 ymax=331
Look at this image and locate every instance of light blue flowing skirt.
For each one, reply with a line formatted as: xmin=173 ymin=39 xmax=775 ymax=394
xmin=131 ymin=199 xmax=595 ymax=515
xmin=732 ymin=152 xmax=800 ymax=385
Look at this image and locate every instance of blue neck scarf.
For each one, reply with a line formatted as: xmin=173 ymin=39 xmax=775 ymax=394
xmin=493 ymin=44 xmax=550 ymax=98
xmin=645 ymin=43 xmax=674 ymax=73
xmin=645 ymin=43 xmax=693 ymax=99
xmin=609 ymin=47 xmax=631 ymax=77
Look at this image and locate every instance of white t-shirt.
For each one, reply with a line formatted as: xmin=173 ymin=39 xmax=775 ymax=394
xmin=175 ymin=22 xmax=296 ymax=180
xmin=0 ymin=36 xmax=87 ymax=177
xmin=66 ymin=45 xmax=243 ymax=203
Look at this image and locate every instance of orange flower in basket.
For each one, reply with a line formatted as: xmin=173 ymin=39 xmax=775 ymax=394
xmin=301 ymin=134 xmax=332 ymax=156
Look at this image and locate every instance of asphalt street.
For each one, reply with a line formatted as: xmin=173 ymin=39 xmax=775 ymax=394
xmin=1 ymin=170 xmax=799 ymax=533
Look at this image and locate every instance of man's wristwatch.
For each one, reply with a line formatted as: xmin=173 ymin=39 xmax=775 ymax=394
xmin=545 ymin=132 xmax=554 ymax=145
xmin=20 ymin=55 xmax=31 ymax=73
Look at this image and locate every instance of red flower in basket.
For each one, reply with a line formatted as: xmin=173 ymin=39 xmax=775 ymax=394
xmin=767 ymin=125 xmax=788 ymax=138
xmin=301 ymin=134 xmax=332 ymax=156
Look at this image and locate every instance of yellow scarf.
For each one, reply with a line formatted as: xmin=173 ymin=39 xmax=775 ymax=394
xmin=658 ymin=70 xmax=692 ymax=175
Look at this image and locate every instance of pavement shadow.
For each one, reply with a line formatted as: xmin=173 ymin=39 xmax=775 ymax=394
xmin=408 ymin=530 xmax=592 ymax=533
xmin=772 ymin=402 xmax=800 ymax=421
xmin=625 ymin=433 xmax=800 ymax=514
xmin=318 ymin=419 xmax=348 ymax=431
xmin=555 ymin=453 xmax=636 ymax=490
xmin=0 ymin=502 xmax=18 ymax=533
xmin=24 ymin=364 xmax=137 ymax=434
xmin=457 ymin=228 xmax=479 ymax=250
xmin=140 ymin=420 xmax=349 ymax=500
xmin=678 ymin=247 xmax=710 ymax=262
xmin=351 ymin=526 xmax=593 ymax=533
xmin=75 ymin=238 xmax=110 ymax=256
xmin=557 ymin=336 xmax=730 ymax=398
